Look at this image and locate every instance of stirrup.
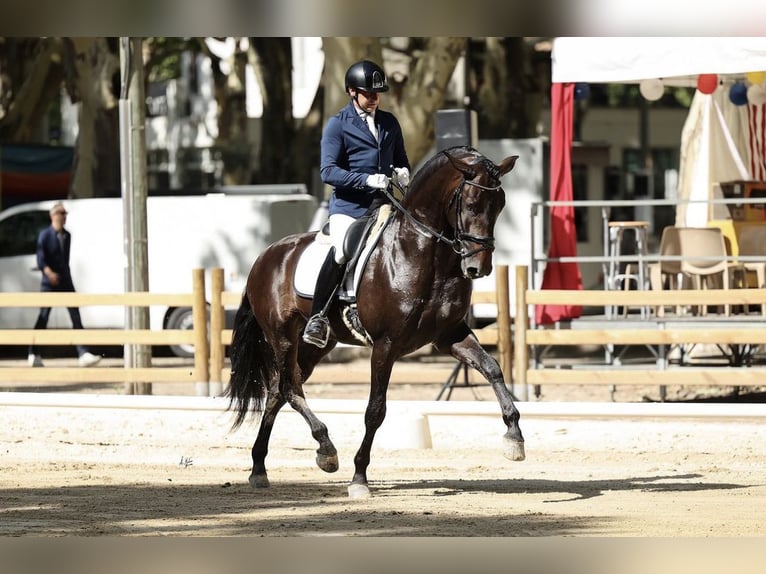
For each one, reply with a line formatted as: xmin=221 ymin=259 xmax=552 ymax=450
xmin=302 ymin=314 xmax=331 ymax=348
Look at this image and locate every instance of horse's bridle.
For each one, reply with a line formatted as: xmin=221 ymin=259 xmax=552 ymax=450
xmin=383 ymin=165 xmax=503 ymax=260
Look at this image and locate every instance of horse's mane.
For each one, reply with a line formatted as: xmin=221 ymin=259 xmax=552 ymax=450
xmin=410 ymin=146 xmax=499 ymax=192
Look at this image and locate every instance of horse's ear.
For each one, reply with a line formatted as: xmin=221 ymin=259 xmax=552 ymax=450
xmin=443 ymin=150 xmax=474 ymax=176
xmin=499 ymin=155 xmax=519 ymax=176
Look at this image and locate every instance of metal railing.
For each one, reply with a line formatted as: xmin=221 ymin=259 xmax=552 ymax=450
xmin=514 ymin=265 xmax=766 ymax=399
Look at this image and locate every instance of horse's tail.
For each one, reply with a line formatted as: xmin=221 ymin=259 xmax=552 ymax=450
xmin=224 ymin=292 xmax=276 ymax=430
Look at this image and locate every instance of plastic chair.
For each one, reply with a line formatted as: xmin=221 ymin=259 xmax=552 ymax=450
xmin=736 ymin=226 xmax=766 ymax=315
xmin=648 ymin=226 xmax=683 ymax=317
xmin=676 ymin=227 xmax=738 ymax=316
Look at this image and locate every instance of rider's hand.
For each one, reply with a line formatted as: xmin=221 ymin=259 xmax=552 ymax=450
xmin=393 ymin=167 xmax=410 ymax=188
xmin=44 ymin=267 xmax=60 ymax=286
xmin=366 ymin=173 xmax=390 ymax=189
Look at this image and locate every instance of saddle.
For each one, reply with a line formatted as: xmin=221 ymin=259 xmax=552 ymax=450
xmin=317 ymin=213 xmax=375 ymax=285
xmin=294 ymin=205 xmax=393 ymax=345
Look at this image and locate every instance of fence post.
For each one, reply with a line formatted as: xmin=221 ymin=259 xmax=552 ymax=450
xmin=192 ymin=268 xmax=210 ymax=396
xmin=209 ymin=267 xmax=225 ymax=396
xmin=513 ymin=265 xmax=529 ymax=400
xmin=495 ymin=265 xmax=513 ymax=387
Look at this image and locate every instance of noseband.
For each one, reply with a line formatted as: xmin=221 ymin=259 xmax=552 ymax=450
xmin=384 ymin=165 xmax=503 ymax=260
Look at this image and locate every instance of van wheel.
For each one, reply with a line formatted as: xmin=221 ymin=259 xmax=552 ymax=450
xmin=166 ymin=307 xmax=196 ymax=358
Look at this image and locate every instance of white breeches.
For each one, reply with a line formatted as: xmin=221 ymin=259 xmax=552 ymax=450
xmin=329 ymin=213 xmax=355 ymax=264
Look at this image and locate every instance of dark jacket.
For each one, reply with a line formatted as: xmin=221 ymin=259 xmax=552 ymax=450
xmin=36 ymin=225 xmax=74 ymax=290
xmin=320 ymin=100 xmax=410 ymax=218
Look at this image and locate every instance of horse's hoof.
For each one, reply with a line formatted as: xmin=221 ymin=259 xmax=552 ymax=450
xmin=316 ymin=452 xmax=339 ymax=473
xmin=347 ymin=483 xmax=371 ymax=499
xmin=248 ymin=473 xmax=270 ymax=488
xmin=503 ymin=438 xmax=526 ymax=461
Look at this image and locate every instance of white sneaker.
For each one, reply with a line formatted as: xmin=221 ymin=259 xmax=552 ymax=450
xmin=78 ymin=352 xmax=102 ymax=367
xmin=28 ymin=354 xmax=44 ymax=368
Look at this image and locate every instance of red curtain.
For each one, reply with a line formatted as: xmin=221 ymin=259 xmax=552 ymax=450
xmin=535 ymin=82 xmax=583 ymax=325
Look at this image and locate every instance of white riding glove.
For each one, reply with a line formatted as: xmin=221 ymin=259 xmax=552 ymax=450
xmin=365 ymin=173 xmax=390 ymax=189
xmin=393 ymin=167 xmax=410 ymax=188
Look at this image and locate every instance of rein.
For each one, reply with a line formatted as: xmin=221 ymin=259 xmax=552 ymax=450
xmin=382 ymin=164 xmax=502 ymax=259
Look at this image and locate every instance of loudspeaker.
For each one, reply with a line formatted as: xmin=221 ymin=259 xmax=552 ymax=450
xmin=434 ymin=109 xmax=478 ymax=152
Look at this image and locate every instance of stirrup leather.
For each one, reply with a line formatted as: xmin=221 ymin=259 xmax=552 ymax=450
xmin=303 ymin=314 xmax=331 ymax=348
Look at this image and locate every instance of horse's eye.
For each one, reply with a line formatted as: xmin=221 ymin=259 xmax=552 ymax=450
xmin=465 ymin=200 xmax=480 ymax=213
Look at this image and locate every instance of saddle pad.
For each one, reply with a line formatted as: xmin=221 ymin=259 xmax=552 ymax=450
xmin=294 ymin=241 xmax=332 ymax=297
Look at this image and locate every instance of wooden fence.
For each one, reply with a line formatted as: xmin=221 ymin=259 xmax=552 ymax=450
xmin=0 ymin=269 xmax=209 ymax=391
xmin=208 ymin=265 xmax=515 ymax=390
xmin=514 ymin=264 xmax=766 ymax=392
xmin=7 ymin=264 xmax=766 ymax=398
xmin=0 ymin=266 xmax=514 ymax=395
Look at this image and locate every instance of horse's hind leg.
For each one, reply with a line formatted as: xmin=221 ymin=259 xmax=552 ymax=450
xmin=283 ymin=346 xmax=338 ymax=473
xmin=436 ymin=328 xmax=525 ymax=461
xmin=249 ymin=392 xmax=287 ymax=488
xmin=285 ymin=393 xmax=339 ymax=473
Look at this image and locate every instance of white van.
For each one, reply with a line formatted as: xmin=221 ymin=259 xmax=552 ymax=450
xmin=0 ymin=190 xmax=318 ymax=356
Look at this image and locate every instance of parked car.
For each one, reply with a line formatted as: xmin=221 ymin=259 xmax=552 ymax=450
xmin=0 ymin=189 xmax=317 ymax=356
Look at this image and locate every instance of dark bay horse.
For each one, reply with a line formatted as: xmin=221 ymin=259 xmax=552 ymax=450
xmin=226 ymin=145 xmax=524 ymax=498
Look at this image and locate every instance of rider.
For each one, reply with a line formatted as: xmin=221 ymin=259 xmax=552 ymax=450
xmin=303 ymin=59 xmax=411 ymax=348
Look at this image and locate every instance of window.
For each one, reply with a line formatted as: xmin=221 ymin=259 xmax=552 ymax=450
xmin=0 ymin=211 xmax=50 ymax=258
xmin=622 ymin=148 xmax=680 ymax=232
xmin=572 ymin=163 xmax=588 ymax=242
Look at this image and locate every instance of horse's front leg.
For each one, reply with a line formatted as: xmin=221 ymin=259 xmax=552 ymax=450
xmin=348 ymin=343 xmax=395 ymax=499
xmin=436 ymin=325 xmax=525 ymax=461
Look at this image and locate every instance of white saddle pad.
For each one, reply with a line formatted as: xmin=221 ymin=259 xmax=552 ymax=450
xmin=294 ymin=241 xmax=333 ymax=297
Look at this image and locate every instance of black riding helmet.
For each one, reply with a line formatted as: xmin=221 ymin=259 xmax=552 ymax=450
xmin=344 ymin=60 xmax=389 ymax=94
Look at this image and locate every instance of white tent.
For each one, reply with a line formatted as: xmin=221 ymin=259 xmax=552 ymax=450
xmin=552 ymin=37 xmax=766 ymax=226
xmin=552 ymin=37 xmax=766 ymax=85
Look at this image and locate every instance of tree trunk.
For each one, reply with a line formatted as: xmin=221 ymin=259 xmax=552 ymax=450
xmin=473 ymin=37 xmax=542 ymax=139
xmin=390 ymin=37 xmax=465 ymax=167
xmin=249 ymin=38 xmax=294 ymax=185
xmin=0 ymin=38 xmax=64 ymax=142
xmin=66 ymin=38 xmax=120 ymax=198
xmin=211 ymin=41 xmax=250 ymax=186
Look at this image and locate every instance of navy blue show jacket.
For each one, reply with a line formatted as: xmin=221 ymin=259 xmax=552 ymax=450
xmin=320 ymin=100 xmax=410 ymax=218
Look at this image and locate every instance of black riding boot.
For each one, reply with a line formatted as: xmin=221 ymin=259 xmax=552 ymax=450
xmin=303 ymin=248 xmax=347 ymax=348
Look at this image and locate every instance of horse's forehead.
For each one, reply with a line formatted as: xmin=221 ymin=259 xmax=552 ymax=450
xmin=465 ymin=155 xmax=501 ymax=181
xmin=484 ymin=161 xmax=501 ymax=181
xmin=468 ymin=162 xmax=502 ymax=191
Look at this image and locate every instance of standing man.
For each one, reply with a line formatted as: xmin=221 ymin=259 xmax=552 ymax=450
xmin=303 ymin=59 xmax=411 ymax=348
xmin=28 ymin=202 xmax=102 ymax=367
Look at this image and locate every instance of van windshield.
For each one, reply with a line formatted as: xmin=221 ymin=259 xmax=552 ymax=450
xmin=0 ymin=210 xmax=50 ymax=257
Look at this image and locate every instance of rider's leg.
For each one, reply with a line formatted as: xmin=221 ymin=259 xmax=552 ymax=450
xmin=303 ymin=214 xmax=353 ymax=348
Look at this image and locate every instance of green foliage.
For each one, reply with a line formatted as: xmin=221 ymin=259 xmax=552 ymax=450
xmin=144 ymin=37 xmax=201 ymax=82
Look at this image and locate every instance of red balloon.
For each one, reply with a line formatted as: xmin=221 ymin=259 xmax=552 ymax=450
xmin=697 ymin=73 xmax=719 ymax=94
